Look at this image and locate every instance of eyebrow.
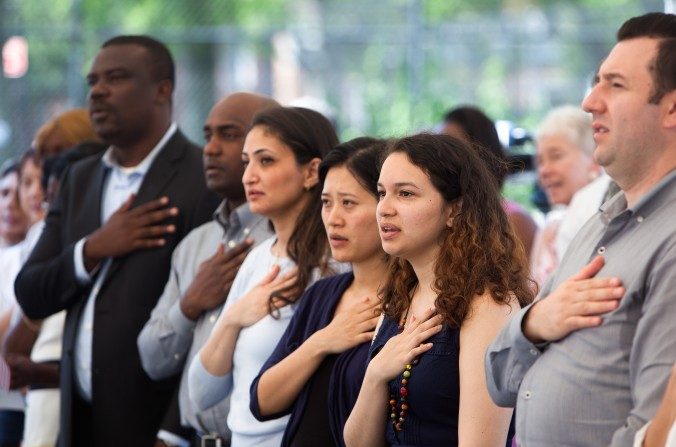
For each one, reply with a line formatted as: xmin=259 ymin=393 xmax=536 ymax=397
xmin=321 ymin=191 xmax=359 ymax=198
xmin=242 ymin=148 xmax=273 ymax=157
xmin=203 ymin=123 xmax=244 ymax=133
xmin=376 ymin=181 xmax=422 ymax=190
xmin=601 ymin=72 xmax=627 ymax=83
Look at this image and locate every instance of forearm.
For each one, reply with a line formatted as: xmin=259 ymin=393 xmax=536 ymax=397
xmin=199 ymin=315 xmax=241 ymax=376
xmin=256 ymin=333 xmax=327 ymax=417
xmin=16 ymin=243 xmax=84 ymax=319
xmin=138 ymin=302 xmax=196 ymax=380
xmin=344 ymin=371 xmax=388 ymax=447
xmin=26 ymin=361 xmax=60 ymax=388
xmin=3 ymin=313 xmax=40 ymax=357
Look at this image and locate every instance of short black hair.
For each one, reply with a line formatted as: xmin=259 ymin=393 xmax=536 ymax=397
xmin=617 ymin=13 xmax=676 ymax=103
xmin=102 ymin=35 xmax=175 ymax=87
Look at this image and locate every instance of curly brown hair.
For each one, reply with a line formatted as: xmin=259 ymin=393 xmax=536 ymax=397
xmin=380 ymin=133 xmax=535 ymax=328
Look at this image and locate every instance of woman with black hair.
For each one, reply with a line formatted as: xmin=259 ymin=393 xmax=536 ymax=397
xmin=250 ymin=138 xmax=388 ymax=447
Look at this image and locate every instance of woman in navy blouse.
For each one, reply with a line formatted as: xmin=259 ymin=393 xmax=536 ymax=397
xmin=250 ymin=137 xmax=388 ymax=446
xmin=344 ymin=134 xmax=534 ymax=446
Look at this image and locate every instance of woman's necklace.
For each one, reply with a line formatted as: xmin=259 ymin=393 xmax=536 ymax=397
xmin=389 ymin=307 xmax=420 ymax=433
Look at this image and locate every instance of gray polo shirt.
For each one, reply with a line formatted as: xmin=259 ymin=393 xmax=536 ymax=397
xmin=137 ymin=201 xmax=271 ymax=436
xmin=486 ymin=170 xmax=676 ymax=447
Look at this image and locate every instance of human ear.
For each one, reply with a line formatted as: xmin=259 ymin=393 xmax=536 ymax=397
xmin=303 ymin=157 xmax=321 ymax=190
xmin=155 ymin=79 xmax=173 ymax=105
xmin=662 ymin=90 xmax=676 ymax=130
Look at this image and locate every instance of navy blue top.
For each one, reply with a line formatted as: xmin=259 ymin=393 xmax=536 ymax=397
xmin=250 ymin=272 xmax=370 ymax=447
xmin=370 ymin=315 xmax=461 ymax=446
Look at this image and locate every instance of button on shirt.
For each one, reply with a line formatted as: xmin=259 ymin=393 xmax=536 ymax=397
xmin=137 ymin=200 xmax=271 ymax=437
xmin=486 ymin=170 xmax=676 ymax=447
xmin=72 ymin=123 xmax=177 ymax=402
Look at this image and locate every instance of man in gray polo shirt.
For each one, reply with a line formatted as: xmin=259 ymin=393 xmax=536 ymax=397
xmin=138 ymin=92 xmax=278 ymax=446
xmin=486 ymin=12 xmax=676 ymax=447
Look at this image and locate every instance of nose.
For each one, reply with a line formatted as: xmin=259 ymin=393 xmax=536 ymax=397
xmin=242 ymin=161 xmax=257 ymax=185
xmin=377 ymin=193 xmax=395 ymax=218
xmin=537 ymin=159 xmax=552 ymax=182
xmin=88 ymin=78 xmax=108 ymax=101
xmin=203 ymin=135 xmax=220 ymax=157
xmin=324 ymin=204 xmax=344 ymax=228
xmin=582 ymin=84 xmax=603 ymax=114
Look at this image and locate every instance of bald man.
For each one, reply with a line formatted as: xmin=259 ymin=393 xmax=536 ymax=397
xmin=138 ymin=92 xmax=279 ymax=445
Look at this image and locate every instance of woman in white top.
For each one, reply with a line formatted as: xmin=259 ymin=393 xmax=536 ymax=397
xmin=189 ymin=106 xmax=339 ymax=446
xmin=530 ymin=105 xmax=600 ymax=285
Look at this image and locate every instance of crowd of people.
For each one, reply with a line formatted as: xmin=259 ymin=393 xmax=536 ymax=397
xmin=0 ymin=10 xmax=674 ymax=447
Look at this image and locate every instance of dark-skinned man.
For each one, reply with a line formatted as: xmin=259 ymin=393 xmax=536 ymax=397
xmin=138 ymin=92 xmax=279 ymax=447
xmin=15 ymin=35 xmax=218 ymax=447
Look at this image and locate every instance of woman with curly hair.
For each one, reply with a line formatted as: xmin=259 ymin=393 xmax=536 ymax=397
xmin=344 ymin=133 xmax=534 ymax=447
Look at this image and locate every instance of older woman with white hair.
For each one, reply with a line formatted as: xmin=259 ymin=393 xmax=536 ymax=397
xmin=530 ymin=105 xmax=600 ymax=285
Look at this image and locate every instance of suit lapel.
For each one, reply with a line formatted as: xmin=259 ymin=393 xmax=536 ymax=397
xmin=78 ymin=161 xmax=107 ymax=236
xmin=100 ymin=131 xmax=187 ymax=290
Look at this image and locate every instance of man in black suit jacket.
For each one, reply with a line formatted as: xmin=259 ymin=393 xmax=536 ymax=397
xmin=15 ymin=35 xmax=216 ymax=447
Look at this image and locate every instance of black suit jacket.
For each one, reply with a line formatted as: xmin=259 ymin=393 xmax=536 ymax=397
xmin=16 ymin=130 xmax=217 ymax=447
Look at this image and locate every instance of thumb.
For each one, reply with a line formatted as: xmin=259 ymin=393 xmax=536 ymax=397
xmin=571 ymin=255 xmax=605 ymax=281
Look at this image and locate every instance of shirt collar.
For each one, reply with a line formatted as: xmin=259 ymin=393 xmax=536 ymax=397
xmin=214 ymin=200 xmax=263 ymax=234
xmin=600 ymin=169 xmax=676 ymax=220
xmin=101 ymin=123 xmax=178 ymax=176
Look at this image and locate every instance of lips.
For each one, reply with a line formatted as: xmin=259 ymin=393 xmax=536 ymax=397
xmin=379 ymin=223 xmax=400 ymax=240
xmin=204 ymin=164 xmax=224 ymax=176
xmin=89 ymin=104 xmax=112 ymax=122
xmin=246 ymin=188 xmax=265 ymax=199
xmin=591 ymin=122 xmax=609 ymax=139
xmin=329 ymin=233 xmax=348 ymax=247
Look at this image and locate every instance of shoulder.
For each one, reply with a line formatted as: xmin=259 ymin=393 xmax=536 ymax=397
xmin=462 ymin=292 xmax=519 ymax=333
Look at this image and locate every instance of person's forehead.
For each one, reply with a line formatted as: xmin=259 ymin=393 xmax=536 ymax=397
xmin=206 ymin=102 xmax=249 ymax=129
xmin=599 ymin=38 xmax=658 ymax=77
xmin=210 ymin=97 xmax=264 ymax=127
xmin=90 ymin=43 xmax=150 ymax=72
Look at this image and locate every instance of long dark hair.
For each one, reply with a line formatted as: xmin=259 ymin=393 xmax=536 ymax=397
xmin=380 ymin=133 xmax=534 ymax=328
xmin=251 ymin=106 xmax=339 ymax=313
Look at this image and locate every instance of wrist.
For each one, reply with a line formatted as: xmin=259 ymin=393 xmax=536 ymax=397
xmin=305 ymin=331 xmax=330 ymax=357
xmin=364 ymin=362 xmax=390 ymax=386
xmin=179 ymin=292 xmax=203 ymax=321
xmin=522 ymin=305 xmax=545 ymax=344
xmin=83 ymin=235 xmax=103 ymax=269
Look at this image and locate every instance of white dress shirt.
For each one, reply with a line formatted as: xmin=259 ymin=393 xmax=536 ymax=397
xmin=72 ymin=123 xmax=177 ymax=401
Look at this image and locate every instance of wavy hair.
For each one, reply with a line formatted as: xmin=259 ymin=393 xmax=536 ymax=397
xmin=251 ymin=106 xmax=339 ymax=313
xmin=380 ymin=133 xmax=534 ymax=327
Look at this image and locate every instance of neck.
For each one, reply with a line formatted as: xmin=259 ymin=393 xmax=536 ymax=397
xmin=351 ymin=253 xmax=388 ymax=293
xmin=407 ymin=248 xmax=439 ymax=298
xmin=112 ymin=121 xmax=171 ymax=167
xmin=619 ymin=141 xmax=676 ymax=207
xmin=269 ymin=194 xmax=310 ymax=257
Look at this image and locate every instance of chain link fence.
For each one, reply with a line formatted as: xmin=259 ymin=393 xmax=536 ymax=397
xmin=0 ymin=0 xmax=664 ymax=166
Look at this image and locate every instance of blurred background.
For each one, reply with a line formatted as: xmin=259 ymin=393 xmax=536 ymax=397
xmin=0 ymin=0 xmax=670 ymax=208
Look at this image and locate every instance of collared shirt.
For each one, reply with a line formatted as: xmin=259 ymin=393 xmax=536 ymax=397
xmin=137 ymin=200 xmax=270 ymax=438
xmin=486 ymin=170 xmax=676 ymax=446
xmin=72 ymin=123 xmax=177 ymax=401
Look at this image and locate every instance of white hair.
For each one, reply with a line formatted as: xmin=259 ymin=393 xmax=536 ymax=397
xmin=535 ymin=105 xmax=595 ymax=157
